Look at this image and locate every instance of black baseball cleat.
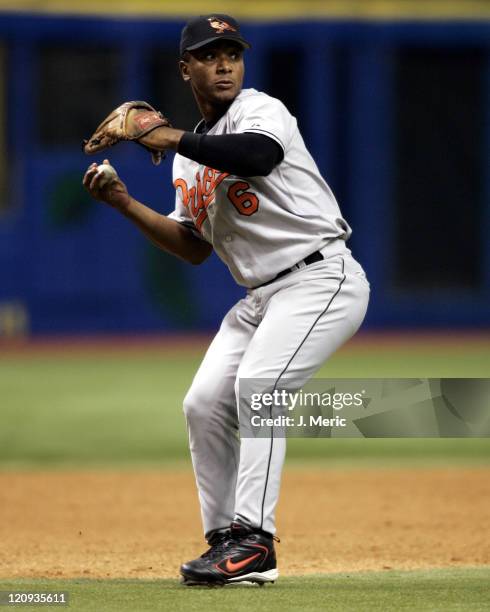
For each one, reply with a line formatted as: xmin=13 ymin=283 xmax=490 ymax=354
xmin=180 ymin=522 xmax=278 ymax=586
xmin=180 ymin=529 xmax=231 ymax=586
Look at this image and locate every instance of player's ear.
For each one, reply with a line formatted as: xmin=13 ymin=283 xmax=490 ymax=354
xmin=179 ymin=58 xmax=191 ymax=82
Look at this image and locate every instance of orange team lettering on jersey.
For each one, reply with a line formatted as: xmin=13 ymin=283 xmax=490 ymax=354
xmin=174 ymin=167 xmax=230 ymax=230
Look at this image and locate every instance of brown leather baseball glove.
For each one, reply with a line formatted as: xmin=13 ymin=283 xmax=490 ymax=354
xmin=83 ymin=101 xmax=172 ymax=165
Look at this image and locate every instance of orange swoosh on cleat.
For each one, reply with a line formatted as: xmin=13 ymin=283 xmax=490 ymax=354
xmin=224 ymin=553 xmax=261 ymax=573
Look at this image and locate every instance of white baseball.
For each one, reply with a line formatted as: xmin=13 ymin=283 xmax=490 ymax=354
xmin=96 ymin=164 xmax=118 ymax=187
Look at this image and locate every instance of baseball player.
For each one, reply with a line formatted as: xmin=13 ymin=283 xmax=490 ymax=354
xmin=83 ymin=14 xmax=370 ymax=586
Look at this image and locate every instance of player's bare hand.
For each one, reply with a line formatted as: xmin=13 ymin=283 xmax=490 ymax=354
xmin=82 ymin=159 xmax=131 ymax=211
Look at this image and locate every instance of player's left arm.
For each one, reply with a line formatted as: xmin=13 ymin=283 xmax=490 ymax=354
xmin=179 ymin=132 xmax=283 ymax=177
xmin=140 ymin=128 xmax=283 ymax=177
xmin=83 ymin=99 xmax=284 ymax=176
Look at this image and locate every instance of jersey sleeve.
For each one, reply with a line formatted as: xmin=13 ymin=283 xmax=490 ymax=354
xmin=167 ymin=205 xmax=197 ymax=234
xmin=232 ymin=93 xmax=294 ymax=153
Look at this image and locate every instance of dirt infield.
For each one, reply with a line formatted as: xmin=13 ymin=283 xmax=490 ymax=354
xmin=1 ymin=330 xmax=489 ymax=358
xmin=0 ymin=468 xmax=489 ymax=579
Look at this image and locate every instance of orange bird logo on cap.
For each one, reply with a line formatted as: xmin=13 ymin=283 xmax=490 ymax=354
xmin=207 ymin=17 xmax=237 ymax=34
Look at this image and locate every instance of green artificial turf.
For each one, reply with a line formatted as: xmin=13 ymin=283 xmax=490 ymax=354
xmin=0 ymin=340 xmax=489 ymax=467
xmin=0 ymin=568 xmax=489 ymax=611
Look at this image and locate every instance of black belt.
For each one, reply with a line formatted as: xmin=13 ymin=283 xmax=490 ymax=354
xmin=255 ymin=250 xmax=324 ymax=289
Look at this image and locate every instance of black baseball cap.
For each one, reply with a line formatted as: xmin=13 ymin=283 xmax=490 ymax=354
xmin=180 ymin=14 xmax=251 ymax=57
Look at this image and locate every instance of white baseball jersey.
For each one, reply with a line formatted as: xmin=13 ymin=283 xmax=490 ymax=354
xmin=169 ymin=88 xmax=352 ymax=288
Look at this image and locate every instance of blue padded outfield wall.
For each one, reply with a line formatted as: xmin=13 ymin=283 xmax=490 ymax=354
xmin=0 ymin=11 xmax=489 ymax=335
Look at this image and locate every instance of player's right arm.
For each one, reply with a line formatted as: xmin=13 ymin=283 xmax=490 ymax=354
xmin=82 ymin=161 xmax=212 ymax=265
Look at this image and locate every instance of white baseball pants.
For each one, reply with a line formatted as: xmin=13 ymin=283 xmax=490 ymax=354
xmin=182 ymin=242 xmax=370 ymax=537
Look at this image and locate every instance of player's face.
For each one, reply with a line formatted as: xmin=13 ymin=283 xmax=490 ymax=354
xmin=180 ymin=41 xmax=245 ymax=108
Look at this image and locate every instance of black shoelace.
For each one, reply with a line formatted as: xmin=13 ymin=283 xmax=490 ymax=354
xmin=201 ymin=532 xmax=231 ymax=559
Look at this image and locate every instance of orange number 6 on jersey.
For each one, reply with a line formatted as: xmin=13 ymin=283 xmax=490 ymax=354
xmin=227 ymin=181 xmax=259 ymax=216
